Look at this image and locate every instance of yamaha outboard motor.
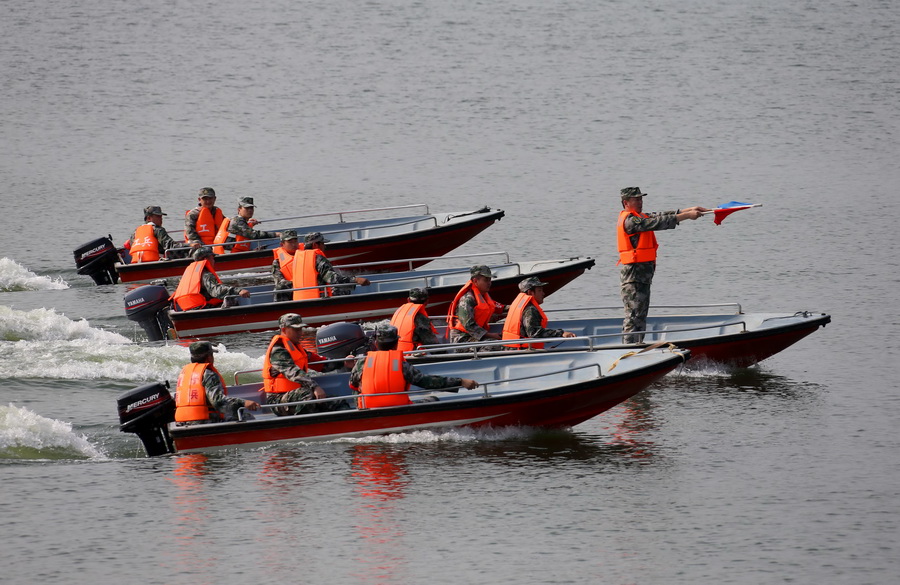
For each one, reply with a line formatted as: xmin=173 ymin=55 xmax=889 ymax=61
xmin=125 ymin=284 xmax=173 ymax=342
xmin=73 ymin=235 xmax=121 ymax=285
xmin=118 ymin=381 xmax=176 ymax=457
xmin=316 ymin=322 xmax=374 ymax=359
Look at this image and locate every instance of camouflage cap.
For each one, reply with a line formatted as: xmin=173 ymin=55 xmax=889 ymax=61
xmin=281 ymin=228 xmax=298 ymax=241
xmin=143 ymin=205 xmax=166 ymax=217
xmin=279 ymin=313 xmax=307 ymax=329
xmin=238 ymin=196 xmax=255 ymax=208
xmin=620 ymin=187 xmax=646 ymax=201
xmin=192 ymin=247 xmax=215 ymax=261
xmin=198 ymin=187 xmax=216 ymax=199
xmin=470 ymin=264 xmax=493 ymax=279
xmin=304 ymin=231 xmax=329 ymax=245
xmin=519 ymin=276 xmax=549 ymax=292
xmin=408 ymin=287 xmax=429 ymax=303
xmin=376 ymin=324 xmax=399 ymax=343
xmin=189 ymin=340 xmax=217 ymax=360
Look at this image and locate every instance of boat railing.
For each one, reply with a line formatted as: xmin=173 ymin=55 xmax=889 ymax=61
xmin=334 ymin=251 xmax=513 ymax=273
xmin=541 ymin=303 xmax=744 ymax=316
xmin=418 ymin=319 xmax=750 ymax=353
xmin=235 ymin=361 xmax=606 ymax=420
xmin=254 ymin=203 xmax=431 ymax=225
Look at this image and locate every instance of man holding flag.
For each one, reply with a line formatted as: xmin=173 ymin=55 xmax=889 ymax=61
xmin=617 ymin=187 xmax=710 ymax=343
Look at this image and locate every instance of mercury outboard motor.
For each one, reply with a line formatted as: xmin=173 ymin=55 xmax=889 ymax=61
xmin=73 ymin=235 xmax=121 ymax=285
xmin=125 ymin=284 xmax=173 ymax=342
xmin=118 ymin=381 xmax=176 ymax=457
xmin=316 ymin=321 xmax=374 ymax=359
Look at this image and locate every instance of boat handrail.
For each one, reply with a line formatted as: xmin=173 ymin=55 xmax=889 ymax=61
xmin=236 ymin=361 xmax=606 ymax=420
xmin=254 ymin=203 xmax=430 ymax=225
xmin=333 ymin=251 xmax=513 ymax=272
xmin=541 ymin=303 xmax=744 ymax=316
xmin=417 ymin=319 xmax=750 ymax=353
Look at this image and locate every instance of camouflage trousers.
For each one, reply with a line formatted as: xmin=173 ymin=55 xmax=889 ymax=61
xmin=620 ymin=281 xmax=652 ymax=344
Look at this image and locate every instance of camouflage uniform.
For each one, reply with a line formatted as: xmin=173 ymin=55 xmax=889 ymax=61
xmin=265 ymin=340 xmax=329 ymax=416
xmin=200 ymin=269 xmax=244 ymax=306
xmin=227 ymin=215 xmax=278 ymax=241
xmin=412 ymin=311 xmax=441 ymax=346
xmin=620 ymin=210 xmax=678 ymax=343
xmin=448 ymin=291 xmax=490 ymax=345
xmin=184 ymin=206 xmax=222 ymax=246
xmin=272 ymin=256 xmax=294 ymax=301
xmin=519 ymin=304 xmax=567 ymax=339
xmin=128 ymin=224 xmax=182 ymax=256
xmin=314 ymin=253 xmax=358 ymax=296
xmin=199 ymin=366 xmax=246 ymax=421
xmin=349 ymin=355 xmax=464 ymax=393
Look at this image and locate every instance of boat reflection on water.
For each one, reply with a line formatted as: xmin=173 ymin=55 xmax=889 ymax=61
xmin=167 ymin=453 xmax=217 ymax=575
xmin=350 ymin=445 xmax=409 ymax=585
xmin=601 ymin=392 xmax=660 ymax=462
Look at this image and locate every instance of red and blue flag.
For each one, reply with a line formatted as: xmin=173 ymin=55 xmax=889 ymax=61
xmin=712 ymin=201 xmax=760 ymax=225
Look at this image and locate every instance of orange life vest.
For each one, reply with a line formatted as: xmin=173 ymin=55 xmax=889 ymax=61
xmin=212 ymin=217 xmax=251 ymax=254
xmin=447 ymin=281 xmax=500 ymax=333
xmin=130 ymin=224 xmax=160 ymax=263
xmin=502 ymin=293 xmax=548 ymax=349
xmin=187 ymin=207 xmax=224 ymax=245
xmin=292 ymin=248 xmax=330 ymax=300
xmin=273 ymin=247 xmax=296 ymax=282
xmin=170 ymin=260 xmax=223 ymax=311
xmin=617 ymin=209 xmax=659 ymax=265
xmin=262 ymin=334 xmax=311 ymax=394
xmin=359 ymin=350 xmax=411 ymax=409
xmin=390 ymin=303 xmax=436 ymax=352
xmin=175 ymin=362 xmax=222 ymax=422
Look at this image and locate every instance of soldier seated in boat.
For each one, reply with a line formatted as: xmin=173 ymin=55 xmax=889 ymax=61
xmin=349 ymin=325 xmax=479 ymax=408
xmin=272 ymin=229 xmax=301 ymax=302
xmin=262 ymin=313 xmax=349 ymax=415
xmin=212 ymin=196 xmax=281 ymax=254
xmin=171 ymin=247 xmax=251 ymax=310
xmin=501 ymin=276 xmax=577 ymax=349
xmin=291 ymin=231 xmax=370 ymax=299
xmin=389 ymin=287 xmax=441 ymax=351
xmin=126 ymin=205 xmax=186 ymax=263
xmin=175 ymin=341 xmax=259 ymax=424
xmin=446 ymin=265 xmax=508 ymax=351
xmin=185 ymin=187 xmax=226 ymax=249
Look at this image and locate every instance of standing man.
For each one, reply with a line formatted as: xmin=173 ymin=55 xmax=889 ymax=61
xmin=501 ymin=276 xmax=577 ymax=349
xmin=262 ymin=313 xmax=342 ymax=415
xmin=213 ymin=196 xmax=281 ymax=254
xmin=617 ymin=187 xmax=709 ymax=343
xmin=175 ymin=340 xmax=259 ymax=423
xmin=171 ymin=247 xmax=251 ymax=311
xmin=127 ymin=205 xmax=184 ymax=263
xmin=292 ymin=232 xmax=370 ymax=300
xmin=349 ymin=325 xmax=479 ymax=409
xmin=389 ymin=287 xmax=440 ymax=351
xmin=185 ymin=187 xmax=225 ymax=249
xmin=446 ymin=265 xmax=507 ymax=347
xmin=272 ymin=229 xmax=301 ymax=302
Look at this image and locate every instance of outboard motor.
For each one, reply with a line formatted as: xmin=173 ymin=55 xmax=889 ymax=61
xmin=73 ymin=235 xmax=121 ymax=285
xmin=118 ymin=381 xmax=176 ymax=457
xmin=316 ymin=321 xmax=374 ymax=359
xmin=125 ymin=284 xmax=173 ymax=342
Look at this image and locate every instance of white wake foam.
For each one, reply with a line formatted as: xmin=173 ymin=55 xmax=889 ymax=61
xmin=0 ymin=404 xmax=104 ymax=460
xmin=0 ymin=258 xmax=68 ymax=291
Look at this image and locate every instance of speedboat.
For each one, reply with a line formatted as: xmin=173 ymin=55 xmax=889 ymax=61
xmin=418 ymin=304 xmax=830 ymax=368
xmin=74 ymin=204 xmax=504 ymax=285
xmin=117 ymin=345 xmax=690 ymax=456
xmin=125 ymin=255 xmax=595 ymax=340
